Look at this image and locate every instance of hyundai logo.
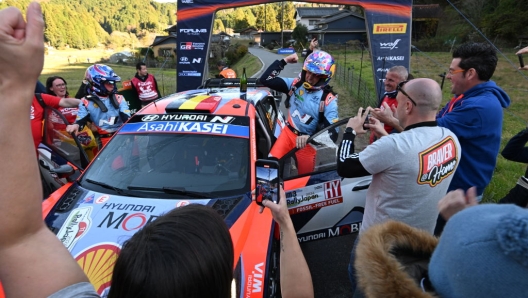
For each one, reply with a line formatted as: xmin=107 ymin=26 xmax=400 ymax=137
xmin=142 ymin=115 xmax=160 ymax=121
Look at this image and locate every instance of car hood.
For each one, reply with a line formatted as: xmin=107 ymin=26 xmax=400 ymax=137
xmin=45 ymin=184 xmax=250 ymax=257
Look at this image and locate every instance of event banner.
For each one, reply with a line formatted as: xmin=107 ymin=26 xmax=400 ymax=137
xmin=176 ymin=0 xmax=412 ymax=97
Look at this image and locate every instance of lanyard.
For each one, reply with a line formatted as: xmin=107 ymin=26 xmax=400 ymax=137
xmin=442 ymin=94 xmax=464 ymax=117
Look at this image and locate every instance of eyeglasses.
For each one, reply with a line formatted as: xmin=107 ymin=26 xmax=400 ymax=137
xmin=447 ymin=69 xmax=465 ymax=75
xmin=396 ymin=80 xmax=417 ymax=106
xmin=54 ymin=83 xmax=66 ymax=88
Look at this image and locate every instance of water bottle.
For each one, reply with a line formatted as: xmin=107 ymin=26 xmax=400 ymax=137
xmin=240 ymin=67 xmax=247 ymax=93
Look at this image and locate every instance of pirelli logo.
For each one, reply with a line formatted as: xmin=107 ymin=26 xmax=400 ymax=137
xmin=373 ymin=23 xmax=407 ymax=34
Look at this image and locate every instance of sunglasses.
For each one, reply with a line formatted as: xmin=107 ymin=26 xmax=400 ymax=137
xmin=396 ymin=80 xmax=417 ymax=106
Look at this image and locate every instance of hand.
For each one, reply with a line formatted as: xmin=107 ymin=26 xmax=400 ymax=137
xmin=364 ymin=116 xmax=388 ymax=138
xmin=284 ymin=53 xmax=298 ymax=64
xmin=516 ymin=46 xmax=528 ymax=55
xmin=66 ymin=124 xmax=79 ymax=134
xmin=261 ymin=186 xmax=291 ymax=226
xmin=309 ymin=38 xmax=318 ymax=51
xmin=0 ymin=3 xmax=44 ymax=97
xmin=438 ymin=186 xmax=478 ymax=221
xmin=371 ymin=102 xmax=399 ymax=127
xmin=346 ymin=107 xmax=371 ymax=134
xmin=296 ymin=135 xmax=309 ymax=149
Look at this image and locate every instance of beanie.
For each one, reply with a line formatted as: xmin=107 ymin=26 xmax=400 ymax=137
xmin=429 ymin=204 xmax=528 ymax=298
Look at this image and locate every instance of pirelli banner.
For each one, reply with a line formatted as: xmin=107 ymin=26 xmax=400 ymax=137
xmin=176 ymin=0 xmax=412 ymax=99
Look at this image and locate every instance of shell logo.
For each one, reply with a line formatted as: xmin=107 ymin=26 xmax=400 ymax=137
xmin=75 ymin=243 xmax=121 ymax=294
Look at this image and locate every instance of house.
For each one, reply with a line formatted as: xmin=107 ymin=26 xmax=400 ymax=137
xmin=308 ymin=9 xmax=366 ymax=45
xmin=412 ymin=4 xmax=442 ymax=40
xmin=294 ymin=7 xmax=341 ymax=30
xmin=235 ymin=27 xmax=259 ymax=38
xmin=149 ymin=25 xmax=177 ymax=58
xmin=253 ymin=31 xmax=293 ymax=48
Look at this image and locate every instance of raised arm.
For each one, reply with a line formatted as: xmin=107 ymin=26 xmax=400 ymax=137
xmin=0 ymin=3 xmax=91 ymax=297
xmin=262 ymin=187 xmax=314 ymax=298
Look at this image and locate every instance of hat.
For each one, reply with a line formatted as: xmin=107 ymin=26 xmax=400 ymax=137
xmin=429 ymin=204 xmax=528 ymax=297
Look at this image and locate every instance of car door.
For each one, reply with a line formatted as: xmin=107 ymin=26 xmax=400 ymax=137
xmin=280 ymin=119 xmax=371 ymax=243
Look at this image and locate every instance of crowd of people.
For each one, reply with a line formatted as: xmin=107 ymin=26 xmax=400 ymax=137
xmin=2 ymin=1 xmax=528 ymax=297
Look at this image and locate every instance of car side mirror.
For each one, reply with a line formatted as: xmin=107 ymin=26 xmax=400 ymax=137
xmin=52 ymin=164 xmax=75 ymax=179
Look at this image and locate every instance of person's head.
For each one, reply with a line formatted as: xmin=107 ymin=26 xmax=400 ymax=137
xmin=448 ymin=42 xmax=497 ymax=95
xmin=84 ymin=64 xmax=121 ymax=96
xmin=217 ymin=60 xmax=227 ymax=71
xmin=107 ymin=204 xmax=234 ymax=298
xmin=301 ymin=50 xmax=335 ymax=90
xmin=384 ymin=65 xmax=408 ymax=93
xmin=394 ymin=78 xmax=442 ymax=128
xmin=45 ymin=76 xmax=69 ymax=98
xmin=136 ymin=62 xmax=148 ymax=76
xmin=429 ymin=204 xmax=528 ymax=297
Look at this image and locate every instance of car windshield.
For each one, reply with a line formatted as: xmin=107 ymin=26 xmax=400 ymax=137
xmin=81 ymin=133 xmax=250 ymax=198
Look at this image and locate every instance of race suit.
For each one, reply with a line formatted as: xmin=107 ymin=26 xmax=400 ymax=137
xmin=75 ymin=94 xmax=130 ymax=147
xmin=259 ymin=59 xmax=339 ymax=174
xmin=219 ymin=67 xmax=237 ymax=78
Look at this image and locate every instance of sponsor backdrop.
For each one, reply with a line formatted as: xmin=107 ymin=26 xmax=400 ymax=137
xmin=176 ymin=0 xmax=412 ymax=100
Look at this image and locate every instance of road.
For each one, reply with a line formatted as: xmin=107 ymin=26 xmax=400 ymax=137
xmin=248 ymin=47 xmax=357 ymax=298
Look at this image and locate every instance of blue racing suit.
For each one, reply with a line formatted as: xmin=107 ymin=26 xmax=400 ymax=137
xmin=76 ymin=94 xmax=130 ymax=136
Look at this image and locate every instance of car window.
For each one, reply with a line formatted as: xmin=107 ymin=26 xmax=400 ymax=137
xmin=81 ymin=133 xmax=250 ymax=198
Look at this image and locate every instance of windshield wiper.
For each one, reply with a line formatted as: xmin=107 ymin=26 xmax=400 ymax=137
xmin=127 ymin=185 xmax=212 ymax=198
xmin=85 ymin=179 xmax=133 ymax=196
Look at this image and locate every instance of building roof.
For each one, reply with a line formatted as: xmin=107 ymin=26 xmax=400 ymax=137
xmin=165 ymin=24 xmax=177 ymax=32
xmin=151 ymin=35 xmax=177 ymax=47
xmin=234 ymin=27 xmax=258 ymax=34
xmin=412 ymin=4 xmax=442 ymax=19
xmin=315 ymin=9 xmax=364 ymax=25
xmin=294 ymin=7 xmax=341 ymax=19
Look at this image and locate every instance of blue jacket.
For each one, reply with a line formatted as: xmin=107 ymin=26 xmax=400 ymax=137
xmin=437 ymin=81 xmax=510 ymax=195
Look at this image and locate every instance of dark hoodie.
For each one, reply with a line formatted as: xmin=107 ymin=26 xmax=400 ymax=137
xmin=437 ymin=81 xmax=510 ymax=196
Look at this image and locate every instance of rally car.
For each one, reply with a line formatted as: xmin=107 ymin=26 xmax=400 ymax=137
xmin=41 ymin=78 xmax=370 ymax=297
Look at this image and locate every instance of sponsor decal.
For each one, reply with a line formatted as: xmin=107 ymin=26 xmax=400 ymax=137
xmin=176 ymin=201 xmax=190 ymax=207
xmin=180 ymin=42 xmax=205 ymax=50
xmin=380 ymin=39 xmax=401 ymax=50
xmin=82 ymin=193 xmax=95 ymax=204
xmin=418 ymin=136 xmax=458 ymax=186
xmin=246 ymin=262 xmax=264 ymax=295
xmin=192 ymin=58 xmax=202 ymax=63
xmin=97 ymin=211 xmax=158 ymax=231
xmin=287 ymin=180 xmax=344 ymax=214
xmin=210 ymin=116 xmax=234 ymax=123
xmin=373 ymin=23 xmax=407 ymax=34
xmin=100 ymin=202 xmax=156 ymax=213
xmin=181 ymin=0 xmax=193 ymax=3
xmin=377 ymin=56 xmax=405 ymax=61
xmin=75 ymin=243 xmax=120 ymax=294
xmin=179 ymin=56 xmax=190 ymax=65
xmin=297 ymin=231 xmax=326 ymax=243
xmin=120 ymin=121 xmax=250 ymax=137
xmin=56 ymin=206 xmax=93 ymax=250
xmin=376 ymin=68 xmax=390 ymax=73
xmin=95 ymin=195 xmax=110 ymax=204
xmin=328 ymin=222 xmax=362 ymax=238
xmin=142 ymin=115 xmax=160 ymax=122
xmin=179 ymin=28 xmax=207 ymax=35
xmin=178 ymin=70 xmax=202 ymax=77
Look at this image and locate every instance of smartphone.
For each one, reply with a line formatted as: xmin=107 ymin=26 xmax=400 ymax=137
xmin=519 ymin=54 xmax=525 ymax=68
xmin=255 ymin=159 xmax=281 ymax=206
xmin=361 ymin=109 xmax=370 ymax=130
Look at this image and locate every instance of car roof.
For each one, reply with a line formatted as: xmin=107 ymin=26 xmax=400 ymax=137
xmin=138 ymin=80 xmax=273 ymax=117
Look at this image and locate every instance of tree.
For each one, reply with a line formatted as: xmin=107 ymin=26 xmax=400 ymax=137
xmin=213 ymin=19 xmax=226 ymax=34
xmin=292 ymin=24 xmax=309 ymax=50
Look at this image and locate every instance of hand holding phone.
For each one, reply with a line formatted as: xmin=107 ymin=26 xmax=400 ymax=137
xmin=255 ymin=159 xmax=281 ymax=206
xmin=518 ymin=54 xmax=525 ymax=68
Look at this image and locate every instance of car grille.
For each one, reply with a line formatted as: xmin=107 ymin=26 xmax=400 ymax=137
xmin=212 ymin=196 xmax=243 ymax=218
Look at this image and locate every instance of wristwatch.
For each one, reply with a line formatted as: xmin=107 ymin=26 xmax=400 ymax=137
xmin=345 ymin=127 xmax=356 ymax=135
